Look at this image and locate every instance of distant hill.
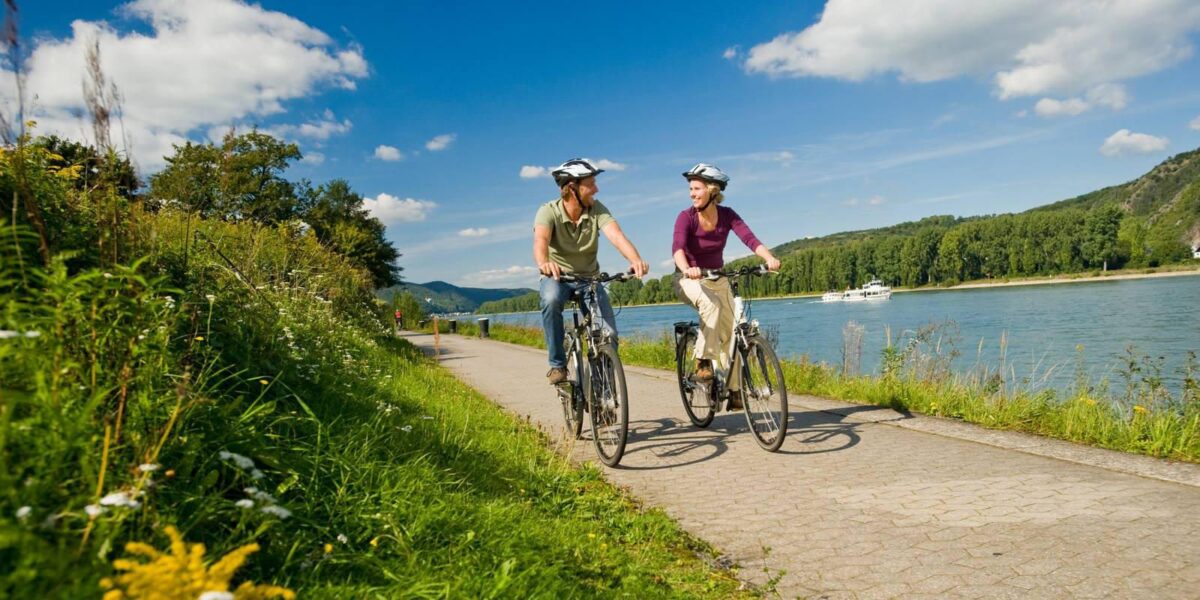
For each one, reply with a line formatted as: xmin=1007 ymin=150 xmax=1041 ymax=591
xmin=770 ymin=147 xmax=1200 ymax=257
xmin=377 ymin=280 xmax=535 ymax=313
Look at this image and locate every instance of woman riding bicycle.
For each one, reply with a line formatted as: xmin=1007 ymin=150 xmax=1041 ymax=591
xmin=671 ymin=164 xmax=781 ymax=396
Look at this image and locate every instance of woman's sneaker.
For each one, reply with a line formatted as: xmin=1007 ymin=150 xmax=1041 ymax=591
xmin=547 ymin=367 xmax=568 ymax=385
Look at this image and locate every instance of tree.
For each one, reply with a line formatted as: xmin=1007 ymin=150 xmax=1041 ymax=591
xmin=1080 ymin=204 xmax=1123 ymax=269
xmin=301 ymin=179 xmax=402 ymax=288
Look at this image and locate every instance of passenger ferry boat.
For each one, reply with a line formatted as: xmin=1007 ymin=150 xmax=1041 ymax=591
xmin=821 ymin=278 xmax=892 ymax=302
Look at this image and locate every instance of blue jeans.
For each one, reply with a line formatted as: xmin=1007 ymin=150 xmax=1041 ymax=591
xmin=540 ymin=276 xmax=618 ymax=368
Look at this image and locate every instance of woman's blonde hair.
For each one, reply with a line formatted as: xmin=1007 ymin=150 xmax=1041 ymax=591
xmin=706 ymin=182 xmax=724 ymax=205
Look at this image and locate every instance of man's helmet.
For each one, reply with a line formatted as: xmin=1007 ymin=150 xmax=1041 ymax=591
xmin=551 ymin=158 xmax=605 ymax=187
xmin=682 ymin=163 xmax=730 ymax=190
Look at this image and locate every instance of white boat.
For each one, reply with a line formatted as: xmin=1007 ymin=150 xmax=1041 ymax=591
xmin=863 ymin=278 xmax=892 ymax=300
xmin=823 ymin=278 xmax=892 ymax=302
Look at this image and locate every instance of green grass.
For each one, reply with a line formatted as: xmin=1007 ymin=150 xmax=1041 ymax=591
xmin=441 ymin=322 xmax=1200 ymax=463
xmin=0 ymin=214 xmax=752 ymax=598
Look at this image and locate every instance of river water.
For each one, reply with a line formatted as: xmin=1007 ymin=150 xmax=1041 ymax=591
xmin=483 ymin=275 xmax=1200 ymax=395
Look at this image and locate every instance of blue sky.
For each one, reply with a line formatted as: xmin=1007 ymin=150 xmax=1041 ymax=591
xmin=10 ymin=0 xmax=1200 ymax=287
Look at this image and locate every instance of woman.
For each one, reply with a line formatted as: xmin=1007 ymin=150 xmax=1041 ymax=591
xmin=672 ymin=164 xmax=781 ymax=396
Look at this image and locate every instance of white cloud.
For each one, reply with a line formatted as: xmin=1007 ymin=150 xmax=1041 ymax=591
xmin=1190 ymin=115 xmax=1200 ymax=130
xmin=460 ymin=265 xmax=540 ymax=287
xmin=591 ymin=158 xmax=627 ymax=171
xmin=723 ymin=46 xmax=739 ymax=60
xmin=1 ymin=0 xmax=369 ymax=171
xmin=265 ymin=110 xmax=352 ymax=140
xmin=363 ymin=194 xmax=435 ymax=223
xmin=300 ymin=152 xmax=325 ymax=165
xmin=520 ymin=165 xmax=548 ymax=179
xmin=1099 ymin=129 xmax=1169 ymax=156
xmin=458 ymin=227 xmax=490 ymax=237
xmin=374 ymin=145 xmax=403 ymax=161
xmin=1034 ymin=83 xmax=1130 ymax=118
xmin=868 ymin=195 xmax=886 ymax=206
xmin=843 ymin=195 xmax=886 ymax=207
xmin=743 ymin=1 xmax=1200 ymax=103
xmin=425 ymin=133 xmax=456 ymax=151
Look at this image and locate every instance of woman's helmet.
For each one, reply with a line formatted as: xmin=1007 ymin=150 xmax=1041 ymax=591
xmin=682 ymin=163 xmax=729 ymax=190
xmin=551 ymin=158 xmax=605 ymax=187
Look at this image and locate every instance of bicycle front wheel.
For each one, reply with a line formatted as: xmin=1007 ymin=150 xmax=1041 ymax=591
xmin=588 ymin=343 xmax=629 ymax=466
xmin=739 ymin=336 xmax=788 ymax=452
xmin=561 ymin=333 xmax=585 ymax=439
xmin=675 ymin=328 xmax=714 ymax=428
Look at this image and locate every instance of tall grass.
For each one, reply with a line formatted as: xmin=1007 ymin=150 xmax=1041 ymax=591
xmin=2 ymin=205 xmax=750 ymax=596
xmin=454 ymin=321 xmax=1200 ymax=462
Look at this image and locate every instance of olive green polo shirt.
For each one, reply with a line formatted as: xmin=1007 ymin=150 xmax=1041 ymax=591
xmin=534 ymin=199 xmax=616 ymax=276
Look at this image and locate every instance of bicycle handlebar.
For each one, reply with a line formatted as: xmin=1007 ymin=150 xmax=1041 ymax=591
xmin=703 ymin=264 xmax=773 ymax=280
xmin=559 ymin=270 xmax=637 ymax=284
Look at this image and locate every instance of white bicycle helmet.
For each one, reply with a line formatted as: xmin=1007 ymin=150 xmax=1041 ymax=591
xmin=551 ymin=158 xmax=605 ymax=187
xmin=682 ymin=163 xmax=730 ymax=190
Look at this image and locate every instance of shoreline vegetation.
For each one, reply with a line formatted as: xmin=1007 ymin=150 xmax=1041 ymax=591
xmin=1 ymin=136 xmax=752 ymax=595
xmin=426 ymin=321 xmax=1200 ymax=464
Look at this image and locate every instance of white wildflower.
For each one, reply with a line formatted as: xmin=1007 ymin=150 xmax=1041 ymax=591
xmin=245 ymin=487 xmax=277 ymax=504
xmin=235 ymin=499 xmax=254 ymax=509
xmin=400 ymin=425 xmax=413 ymax=433
xmin=85 ymin=504 xmax=105 ymax=518
xmin=99 ymin=491 xmax=142 ymax=509
xmin=103 ymin=272 xmax=113 ymax=279
xmin=199 ymin=592 xmax=235 ymax=600
xmin=218 ymin=451 xmax=256 ymax=470
xmin=337 ymin=533 xmax=348 ymax=544
xmin=138 ymin=463 xmax=160 ymax=473
xmin=260 ymin=505 xmax=292 ymax=519
xmin=16 ymin=506 xmax=31 ymax=521
xmin=0 ymin=330 xmax=18 ymax=339
xmin=23 ymin=331 xmax=40 ymax=338
xmin=205 ymin=294 xmax=216 ymax=302
xmin=421 ymin=416 xmax=434 ymax=420
xmin=250 ymin=468 xmax=265 ymax=480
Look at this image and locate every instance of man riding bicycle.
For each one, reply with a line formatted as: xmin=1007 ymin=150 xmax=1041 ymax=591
xmin=534 ymin=158 xmax=649 ymax=385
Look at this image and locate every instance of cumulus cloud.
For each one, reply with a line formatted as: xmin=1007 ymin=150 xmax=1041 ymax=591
xmin=374 ymin=145 xmax=403 ymax=161
xmin=591 ymin=158 xmax=627 ymax=171
xmin=1034 ymin=83 xmax=1130 ymax=118
xmin=300 ymin=152 xmax=325 ymax=165
xmin=425 ymin=133 xmax=456 ymax=151
xmin=363 ymin=194 xmax=435 ymax=223
xmin=264 ymin=109 xmax=352 ymax=140
xmin=743 ymin=1 xmax=1200 ymax=104
xmin=723 ymin=46 xmax=739 ymax=60
xmin=1190 ymin=115 xmax=1200 ymax=130
xmin=520 ymin=165 xmax=548 ymax=179
xmin=1099 ymin=129 xmax=1169 ymax=156
xmin=0 ymin=0 xmax=369 ymax=171
xmin=461 ymin=265 xmax=540 ymax=287
xmin=458 ymin=227 xmax=490 ymax=237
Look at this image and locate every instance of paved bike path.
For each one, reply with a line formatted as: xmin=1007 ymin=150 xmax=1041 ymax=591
xmin=408 ymin=332 xmax=1200 ymax=599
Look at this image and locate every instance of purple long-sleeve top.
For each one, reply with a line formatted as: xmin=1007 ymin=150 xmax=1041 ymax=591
xmin=672 ymin=206 xmax=763 ymax=269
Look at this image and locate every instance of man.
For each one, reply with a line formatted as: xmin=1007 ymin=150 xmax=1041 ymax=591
xmin=534 ymin=158 xmax=649 ymax=385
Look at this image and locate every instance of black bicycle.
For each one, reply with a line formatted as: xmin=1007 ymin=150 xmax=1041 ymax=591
xmin=673 ymin=265 xmax=788 ymax=451
xmin=556 ymin=271 xmax=634 ymax=466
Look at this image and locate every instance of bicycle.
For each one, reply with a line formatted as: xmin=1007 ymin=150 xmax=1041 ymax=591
xmin=673 ymin=264 xmax=789 ymax=452
xmin=555 ymin=270 xmax=635 ymax=466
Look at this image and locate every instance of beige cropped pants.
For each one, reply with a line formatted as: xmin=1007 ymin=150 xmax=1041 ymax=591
xmin=675 ymin=275 xmax=740 ymax=389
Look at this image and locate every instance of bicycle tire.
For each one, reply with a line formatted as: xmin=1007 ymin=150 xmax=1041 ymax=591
xmin=675 ymin=328 xmax=715 ymax=428
xmin=560 ymin=333 xmax=585 ymax=439
xmin=739 ymin=336 xmax=788 ymax=452
xmin=588 ymin=343 xmax=629 ymax=466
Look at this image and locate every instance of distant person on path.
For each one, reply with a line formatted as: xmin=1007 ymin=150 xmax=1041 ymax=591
xmin=534 ymin=158 xmax=649 ymax=385
xmin=394 ymin=308 xmax=403 ymax=331
xmin=671 ymin=164 xmax=780 ymax=400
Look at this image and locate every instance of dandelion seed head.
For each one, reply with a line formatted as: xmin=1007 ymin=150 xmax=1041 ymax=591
xmin=337 ymin=533 xmax=348 ymax=544
xmin=235 ymin=499 xmax=254 ymax=509
xmin=16 ymin=506 xmax=31 ymax=520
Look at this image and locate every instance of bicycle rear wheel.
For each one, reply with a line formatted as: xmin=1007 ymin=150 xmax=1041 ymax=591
xmin=675 ymin=328 xmax=715 ymax=428
xmin=560 ymin=333 xmax=584 ymax=439
xmin=739 ymin=336 xmax=788 ymax=452
xmin=588 ymin=343 xmax=629 ymax=466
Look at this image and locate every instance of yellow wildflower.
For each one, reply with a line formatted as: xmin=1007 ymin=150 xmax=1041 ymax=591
xmin=1133 ymin=405 xmax=1148 ymax=415
xmin=1085 ymin=399 xmax=1097 ymax=406
xmin=324 ymin=543 xmax=333 ymax=554
xmin=369 ymin=537 xmax=380 ymax=548
xmin=259 ymin=379 xmax=269 ymax=386
xmin=100 ymin=525 xmax=293 ymax=600
xmin=194 ymin=336 xmax=205 ymax=342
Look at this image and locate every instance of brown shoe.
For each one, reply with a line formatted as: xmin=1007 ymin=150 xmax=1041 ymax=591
xmin=547 ymin=367 xmax=568 ymax=385
xmin=726 ymin=391 xmax=744 ymax=410
xmin=693 ymin=359 xmax=713 ymax=382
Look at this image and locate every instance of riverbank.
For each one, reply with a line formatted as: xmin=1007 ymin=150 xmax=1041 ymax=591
xmin=429 ymin=320 xmax=1200 ymax=463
